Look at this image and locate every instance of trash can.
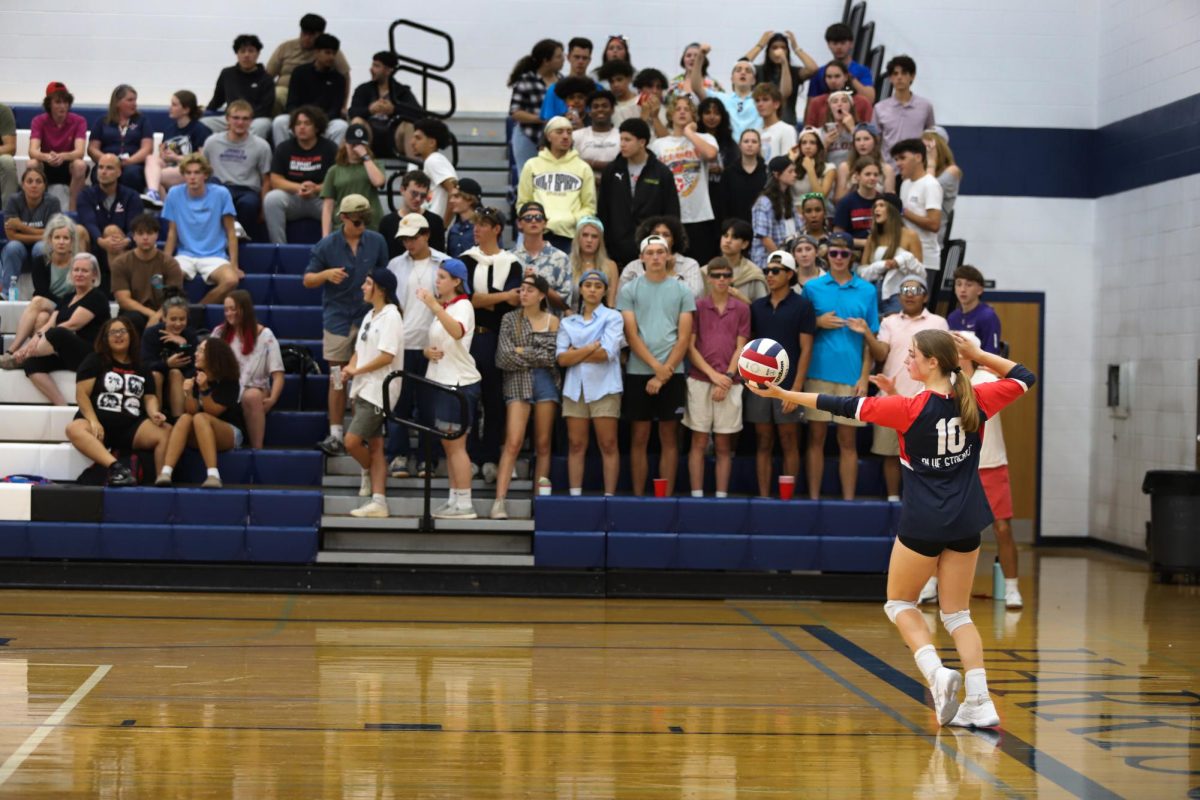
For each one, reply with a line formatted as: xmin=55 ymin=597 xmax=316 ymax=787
xmin=1141 ymin=470 xmax=1200 ymax=579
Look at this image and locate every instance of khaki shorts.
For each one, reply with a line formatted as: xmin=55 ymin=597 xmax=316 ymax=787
xmin=871 ymin=422 xmax=900 ymax=456
xmin=323 ymin=327 xmax=357 ymax=364
xmin=802 ymin=378 xmax=866 ymax=426
xmin=176 ymin=255 xmax=229 ymax=282
xmin=562 ymin=392 xmax=621 ymax=419
xmin=682 ymin=377 xmax=744 ymax=434
xmin=347 ymin=397 xmax=386 ymax=440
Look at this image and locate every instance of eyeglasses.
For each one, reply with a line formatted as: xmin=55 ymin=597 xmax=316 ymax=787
xmin=827 ymin=248 xmax=852 ymax=258
xmin=899 ymin=285 xmax=927 ymax=296
xmin=520 ymin=214 xmax=545 ymax=223
xmin=708 ymin=272 xmax=733 ymax=279
xmin=108 ymin=329 xmax=129 ymax=338
xmin=764 ymin=267 xmax=790 ymax=275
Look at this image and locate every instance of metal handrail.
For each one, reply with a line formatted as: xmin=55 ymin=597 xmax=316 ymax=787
xmin=382 ymin=370 xmax=468 ymax=532
xmin=388 ymin=20 xmax=457 ymax=119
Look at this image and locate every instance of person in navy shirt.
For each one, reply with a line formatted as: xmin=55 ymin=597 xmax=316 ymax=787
xmin=805 ymin=23 xmax=876 ymax=102
xmin=748 ymin=328 xmax=1035 ymax=731
xmin=76 ymin=153 xmax=144 ymax=290
xmin=947 ymin=265 xmax=1003 ymax=355
xmin=87 ymin=85 xmax=154 ymax=192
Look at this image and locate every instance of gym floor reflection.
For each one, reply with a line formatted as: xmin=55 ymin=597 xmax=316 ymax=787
xmin=0 ymin=545 xmax=1195 ymax=798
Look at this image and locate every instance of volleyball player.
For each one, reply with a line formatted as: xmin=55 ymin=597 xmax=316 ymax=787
xmin=746 ymin=329 xmax=1035 ymax=727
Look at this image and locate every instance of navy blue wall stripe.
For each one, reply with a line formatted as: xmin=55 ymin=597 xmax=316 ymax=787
xmin=948 ymin=90 xmax=1200 ymax=199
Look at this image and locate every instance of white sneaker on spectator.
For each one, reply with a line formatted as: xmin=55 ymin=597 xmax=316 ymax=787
xmin=358 ymin=470 xmax=371 ymax=497
xmin=918 ymin=577 xmax=939 ymax=605
xmin=389 ymin=457 xmax=410 ymax=478
xmin=1005 ymin=585 xmax=1024 ymax=609
xmin=482 ymin=462 xmax=498 ymax=484
xmin=350 ymin=499 xmax=388 ymax=518
xmin=949 ymin=695 xmax=1000 ymax=728
xmin=489 ymin=498 xmax=508 ymax=520
xmin=433 ymin=502 xmax=477 ymax=520
xmin=930 ymin=667 xmax=963 ymax=726
xmin=469 ymin=462 xmax=480 ymax=479
xmin=141 ymin=189 xmax=163 ymax=208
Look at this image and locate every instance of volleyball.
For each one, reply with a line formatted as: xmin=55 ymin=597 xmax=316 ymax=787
xmin=738 ymin=338 xmax=790 ymax=388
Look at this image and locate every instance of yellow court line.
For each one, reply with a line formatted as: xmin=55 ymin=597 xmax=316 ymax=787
xmin=0 ymin=665 xmax=112 ymax=787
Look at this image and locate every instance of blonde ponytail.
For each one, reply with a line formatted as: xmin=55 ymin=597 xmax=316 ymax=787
xmin=914 ymin=329 xmax=981 ymax=433
xmin=951 ymin=368 xmax=981 ymax=433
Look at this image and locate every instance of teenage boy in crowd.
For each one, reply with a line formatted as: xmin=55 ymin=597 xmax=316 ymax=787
xmin=573 ymin=90 xmax=620 ymax=176
xmin=109 ymin=213 xmax=184 ymax=334
xmin=685 ymin=259 xmax=750 ymax=498
xmin=597 ymin=118 xmax=680 ymax=267
xmin=618 ymin=234 xmax=696 ymax=497
xmin=263 ymin=106 xmax=339 ymax=244
xmin=274 ymin=33 xmax=350 ymax=146
xmin=349 ymin=51 xmax=422 ymax=158
xmin=203 ymin=100 xmax=272 ymax=239
xmin=517 ymin=116 xmax=596 ymax=254
xmin=753 ymin=83 xmax=796 ymax=161
xmin=203 ymin=34 xmax=275 ymax=140
xmin=410 ymin=118 xmax=458 ymax=227
xmin=379 ymin=170 xmax=446 ymax=259
xmin=267 ymin=13 xmax=351 ymax=112
xmin=874 ymin=56 xmax=936 ymax=167
xmin=633 ymin=68 xmax=671 ymax=139
xmin=806 ymin=22 xmax=876 ymax=102
xmin=947 ymin=264 xmax=1002 ymax=354
xmin=746 ymin=250 xmax=814 ymax=498
xmin=598 ymin=60 xmax=640 ymax=126
xmin=304 ymin=194 xmax=389 ymax=457
xmin=541 ymin=38 xmax=598 ymax=119
xmin=690 ymin=45 xmax=762 ymax=140
xmin=800 ymin=231 xmax=877 ymax=500
xmin=510 ymin=201 xmax=572 ymax=314
xmin=890 ymin=138 xmax=943 ymax=271
xmin=162 ymin=154 xmax=241 ymax=305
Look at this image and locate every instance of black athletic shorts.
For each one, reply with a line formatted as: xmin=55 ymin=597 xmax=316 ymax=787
xmin=898 ymin=533 xmax=982 ymax=558
xmin=622 ymin=373 xmax=686 ymax=422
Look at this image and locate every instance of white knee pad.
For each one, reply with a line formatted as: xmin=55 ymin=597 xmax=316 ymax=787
xmin=940 ymin=609 xmax=973 ymax=634
xmin=884 ymin=599 xmax=919 ymax=624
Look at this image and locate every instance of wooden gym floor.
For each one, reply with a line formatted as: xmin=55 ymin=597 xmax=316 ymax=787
xmin=0 ymin=546 xmax=1195 ymax=798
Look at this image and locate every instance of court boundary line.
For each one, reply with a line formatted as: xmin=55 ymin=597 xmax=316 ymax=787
xmin=730 ymin=607 xmax=1023 ymax=798
xmin=0 ymin=664 xmax=112 ymax=787
xmin=799 ymin=624 xmax=1125 ymax=800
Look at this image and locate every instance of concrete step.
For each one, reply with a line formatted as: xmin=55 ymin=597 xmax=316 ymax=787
xmin=322 ymin=474 xmax=532 ymax=492
xmin=320 ymin=514 xmax=534 ymax=532
xmin=323 ymin=528 xmax=530 ymax=554
xmin=316 ymin=551 xmax=535 ymax=566
xmin=326 ymin=455 xmax=533 ymax=480
xmin=323 ymin=494 xmax=532 ymax=518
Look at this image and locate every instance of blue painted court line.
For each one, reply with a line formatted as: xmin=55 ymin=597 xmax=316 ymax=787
xmin=731 ymin=607 xmax=1022 ymax=798
xmin=800 ymin=624 xmax=1124 ymax=800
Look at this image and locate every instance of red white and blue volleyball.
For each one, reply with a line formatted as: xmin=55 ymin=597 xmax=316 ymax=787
xmin=738 ymin=338 xmax=790 ymax=388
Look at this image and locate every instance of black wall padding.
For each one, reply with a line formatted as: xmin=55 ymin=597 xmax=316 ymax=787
xmin=31 ymin=485 xmax=105 ymax=522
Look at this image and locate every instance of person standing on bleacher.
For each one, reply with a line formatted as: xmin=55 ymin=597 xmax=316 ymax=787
xmin=0 ymin=101 xmax=16 ymax=206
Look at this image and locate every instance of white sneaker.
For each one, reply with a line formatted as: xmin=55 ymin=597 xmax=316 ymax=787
xmin=469 ymin=462 xmax=480 ymax=479
xmin=1005 ymin=585 xmax=1024 ymax=609
xmin=930 ymin=667 xmax=963 ymax=726
xmin=433 ymin=503 xmax=478 ymax=520
xmin=949 ymin=695 xmax=1000 ymax=728
xmin=350 ymin=500 xmax=388 ymax=518
xmin=489 ymin=498 xmax=508 ymax=520
xmin=918 ymin=577 xmax=939 ymax=605
xmin=388 ymin=456 xmax=410 ymax=478
xmin=358 ymin=470 xmax=371 ymax=497
xmin=482 ymin=462 xmax=498 ymax=484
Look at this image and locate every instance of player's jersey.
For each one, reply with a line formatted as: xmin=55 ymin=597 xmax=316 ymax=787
xmin=817 ymin=364 xmax=1035 ymax=541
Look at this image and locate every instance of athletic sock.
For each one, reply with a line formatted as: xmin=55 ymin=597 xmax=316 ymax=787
xmin=965 ymin=668 xmax=988 ymax=698
xmin=691 ymin=490 xmax=704 ymax=498
xmin=457 ymin=488 xmax=473 ymax=509
xmin=1005 ymin=578 xmax=1019 ymax=592
xmin=887 ymin=494 xmax=901 ymax=502
xmin=160 ymin=466 xmax=173 ymax=477
xmin=330 ymin=424 xmax=344 ymax=441
xmin=715 ymin=491 xmax=728 ymax=498
xmin=569 ymin=488 xmax=582 ymax=496
xmin=206 ymin=468 xmax=220 ymax=479
xmin=914 ymin=644 xmax=942 ymax=685
xmin=371 ymin=493 xmax=386 ymax=506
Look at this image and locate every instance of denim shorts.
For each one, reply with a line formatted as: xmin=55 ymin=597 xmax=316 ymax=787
xmin=506 ymin=368 xmax=560 ymax=405
xmin=433 ymin=381 xmax=481 ymax=436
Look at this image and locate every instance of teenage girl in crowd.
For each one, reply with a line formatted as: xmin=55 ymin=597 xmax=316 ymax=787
xmin=213 ymin=290 xmax=284 ymax=449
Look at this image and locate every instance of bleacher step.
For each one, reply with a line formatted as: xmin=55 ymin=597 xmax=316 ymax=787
xmin=325 ymin=455 xmax=533 ymax=480
xmin=323 ymin=495 xmax=531 ymax=518
xmin=323 ymin=529 xmax=529 ymax=554
xmin=320 ymin=514 xmax=534 ymax=532
xmin=322 ymin=475 xmax=532 ymax=492
xmin=315 ymin=551 xmax=535 ymax=567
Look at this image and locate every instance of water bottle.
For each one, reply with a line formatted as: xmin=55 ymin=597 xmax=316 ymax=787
xmin=7 ymin=277 xmax=17 ymax=302
xmin=150 ymin=272 xmax=164 ymax=304
xmin=330 ymin=365 xmax=343 ymax=391
xmin=992 ymin=557 xmax=1005 ymax=601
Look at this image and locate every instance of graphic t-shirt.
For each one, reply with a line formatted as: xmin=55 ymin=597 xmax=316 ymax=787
xmin=271 ymin=138 xmax=338 ymax=185
xmin=649 ymin=133 xmax=718 ymax=223
xmin=161 ymin=119 xmax=211 ymax=158
xmin=75 ymin=353 xmax=154 ymax=435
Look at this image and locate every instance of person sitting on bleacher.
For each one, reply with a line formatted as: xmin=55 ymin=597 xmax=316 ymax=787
xmin=2 ymin=164 xmax=61 ymax=298
xmin=28 ymin=82 xmax=88 ymax=212
xmin=320 ymin=124 xmax=385 ymax=237
xmin=263 ymin=106 xmax=338 ymax=245
xmin=162 ymin=153 xmax=241 ymax=305
xmin=201 ymin=34 xmax=276 ymax=142
xmin=13 ymin=253 xmax=111 ymax=405
xmin=66 ymin=316 xmax=170 ymax=487
xmin=87 ymin=85 xmax=154 ymax=193
xmin=141 ymin=294 xmax=198 ymax=419
xmin=202 ymin=100 xmax=273 ymax=240
xmin=213 ymin=289 xmax=284 ymax=450
xmin=379 ymin=170 xmax=446 ymax=259
xmin=274 ymin=33 xmax=350 ymax=147
xmin=156 ymin=336 xmax=246 ymax=489
xmin=109 ymin=213 xmax=183 ymax=334
xmin=266 ymin=13 xmax=352 ymax=116
xmin=348 ymin=51 xmax=423 ymax=159
xmin=142 ymin=90 xmax=212 ymax=209
xmin=0 ymin=101 xmax=15 ymax=206
xmin=3 ymin=214 xmax=77 ymax=361
xmin=77 ymin=153 xmax=144 ymax=287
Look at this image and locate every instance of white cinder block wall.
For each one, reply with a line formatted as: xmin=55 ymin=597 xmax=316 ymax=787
xmin=1 ymin=0 xmax=1195 ymax=548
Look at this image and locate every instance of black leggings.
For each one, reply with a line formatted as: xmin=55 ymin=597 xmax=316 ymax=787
xmin=23 ymin=326 xmax=94 ymax=376
xmin=898 ymin=534 xmax=981 ymax=558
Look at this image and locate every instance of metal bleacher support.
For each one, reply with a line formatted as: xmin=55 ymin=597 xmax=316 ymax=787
xmin=854 ymin=21 xmax=875 ymax=65
xmin=387 ymin=19 xmax=456 ymax=120
xmin=846 ymin=2 xmax=867 ymax=42
xmin=933 ymin=239 xmax=967 ymax=312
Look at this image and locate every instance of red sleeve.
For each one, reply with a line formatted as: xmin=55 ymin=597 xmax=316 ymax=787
xmin=855 ymin=393 xmax=926 ymax=434
xmin=974 ymin=365 xmax=1035 ymax=418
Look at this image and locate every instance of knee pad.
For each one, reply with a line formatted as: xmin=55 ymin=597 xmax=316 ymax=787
xmin=939 ymin=609 xmax=973 ymax=634
xmin=884 ymin=599 xmax=919 ymax=624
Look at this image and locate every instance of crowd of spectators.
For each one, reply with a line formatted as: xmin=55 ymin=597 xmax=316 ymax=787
xmin=0 ymin=15 xmax=994 ymax=514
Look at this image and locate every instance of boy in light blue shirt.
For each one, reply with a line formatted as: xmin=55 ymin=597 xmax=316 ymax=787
xmin=161 ymin=153 xmax=240 ymax=304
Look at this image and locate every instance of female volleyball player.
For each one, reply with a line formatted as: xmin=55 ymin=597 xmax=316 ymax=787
xmin=747 ymin=329 xmax=1035 ymax=727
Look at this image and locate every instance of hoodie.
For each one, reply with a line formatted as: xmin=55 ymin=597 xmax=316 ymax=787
xmin=459 ymin=246 xmax=522 ymax=330
xmin=517 ymin=148 xmax=596 ymax=239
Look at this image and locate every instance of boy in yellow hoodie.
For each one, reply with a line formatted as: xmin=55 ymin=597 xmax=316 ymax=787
xmin=517 ymin=115 xmax=596 ymax=252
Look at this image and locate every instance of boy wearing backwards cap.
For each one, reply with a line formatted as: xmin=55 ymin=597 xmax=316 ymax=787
xmin=517 ymin=116 xmax=596 ymax=253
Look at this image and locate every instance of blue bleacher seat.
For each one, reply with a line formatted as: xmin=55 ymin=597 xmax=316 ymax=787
xmin=248 ymin=490 xmax=322 ymax=527
xmin=169 ymin=451 xmax=255 ymax=485
xmin=820 ymin=537 xmax=892 ymax=573
xmin=173 ymin=488 xmax=249 ymax=526
xmin=185 ymin=276 xmax=208 ymax=304
xmin=276 ymin=245 xmax=312 ymax=275
xmin=534 ymin=530 xmax=605 ymax=568
xmin=533 ymin=496 xmax=606 ymax=532
xmin=100 ymin=523 xmax=172 ymax=560
xmin=746 ymin=535 xmax=821 ymax=571
xmin=102 ymin=487 xmax=174 ymax=524
xmin=270 ymin=275 xmax=318 ymax=306
xmin=264 ymin=411 xmax=326 ymax=447
xmin=0 ymin=522 xmax=29 ymax=558
xmin=285 ymin=219 xmax=323 ymax=245
xmin=816 ymin=500 xmax=892 ymax=538
xmin=245 ymin=526 xmax=318 ymax=563
xmin=28 ymin=522 xmax=102 ymax=559
xmin=268 ymin=306 xmax=323 ymax=339
xmin=242 ymin=274 xmax=272 ymax=305
xmin=607 ymin=532 xmax=677 ymax=569
xmin=278 ymin=374 xmax=329 ymax=411
xmin=239 ymin=244 xmax=277 ymax=274
xmin=748 ymin=500 xmax=820 ymax=536
xmin=606 ymin=497 xmax=676 ymax=532
xmin=819 ymin=457 xmax=887 ymax=498
xmin=675 ymin=498 xmax=749 ymax=534
xmin=675 ymin=533 xmax=750 ymax=570
xmin=253 ymin=450 xmax=322 ymax=486
xmin=173 ymin=524 xmax=245 ymax=561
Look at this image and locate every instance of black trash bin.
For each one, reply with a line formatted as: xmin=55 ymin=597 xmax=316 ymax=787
xmin=1141 ymin=470 xmax=1200 ymax=578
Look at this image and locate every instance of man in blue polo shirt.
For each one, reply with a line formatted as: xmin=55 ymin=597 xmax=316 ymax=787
xmin=746 ymin=250 xmax=815 ymax=498
xmin=304 ymin=193 xmax=389 ymax=456
xmin=801 ymin=231 xmax=877 ymax=500
xmin=807 ymin=23 xmax=876 ymax=102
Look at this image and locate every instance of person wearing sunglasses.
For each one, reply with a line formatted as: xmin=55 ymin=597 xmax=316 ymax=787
xmin=510 ymin=201 xmax=572 ymax=315
xmin=684 ymin=257 xmax=750 ymax=498
xmin=517 ymin=116 xmax=596 ymax=256
xmin=305 ymin=194 xmax=389 ymax=457
xmin=745 ymin=251 xmax=814 ymax=498
xmin=800 ymin=230 xmax=878 ymax=500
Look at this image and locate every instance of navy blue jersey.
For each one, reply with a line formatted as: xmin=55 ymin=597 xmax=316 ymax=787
xmin=818 ymin=364 xmax=1035 ymax=541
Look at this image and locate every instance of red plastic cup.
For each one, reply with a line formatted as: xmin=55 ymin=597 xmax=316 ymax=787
xmin=779 ymin=475 xmax=795 ymax=500
xmin=653 ymin=478 xmax=668 ymax=498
